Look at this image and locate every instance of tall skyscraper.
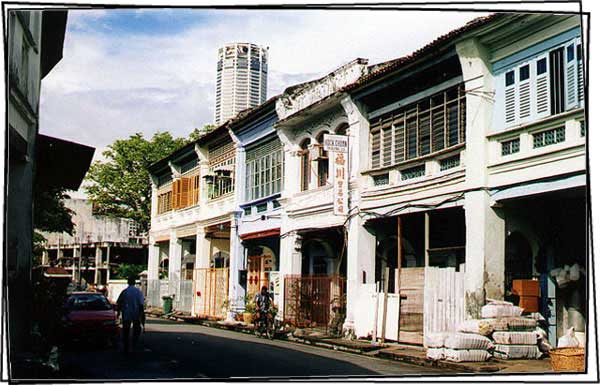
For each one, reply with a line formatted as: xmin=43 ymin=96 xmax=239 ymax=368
xmin=215 ymin=43 xmax=268 ymax=125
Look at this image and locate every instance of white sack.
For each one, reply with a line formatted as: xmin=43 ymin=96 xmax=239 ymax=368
xmin=494 ymin=344 xmax=542 ymax=359
xmin=492 ymin=331 xmax=538 ymax=345
xmin=425 ymin=332 xmax=447 ymax=348
xmin=557 ymin=327 xmax=580 ymax=348
xmin=426 ymin=348 xmax=446 ymax=360
xmin=505 ymin=317 xmax=538 ymax=331
xmin=444 ymin=333 xmax=494 ymax=350
xmin=443 ymin=349 xmax=491 ymax=363
xmin=481 ymin=303 xmax=523 ymax=318
xmin=458 ymin=320 xmax=493 ymax=336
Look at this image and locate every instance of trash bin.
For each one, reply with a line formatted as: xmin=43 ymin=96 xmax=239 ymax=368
xmin=162 ymin=296 xmax=173 ymax=314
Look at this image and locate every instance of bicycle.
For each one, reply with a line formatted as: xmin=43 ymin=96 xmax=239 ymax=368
xmin=254 ymin=308 xmax=275 ymax=339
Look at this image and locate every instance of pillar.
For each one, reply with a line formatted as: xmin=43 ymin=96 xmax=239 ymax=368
xmin=195 ymin=228 xmax=211 ymax=269
xmin=94 ymin=246 xmax=102 ymax=284
xmin=343 ymin=216 xmax=376 ymax=337
xmin=106 ymin=245 xmax=111 ymax=282
xmin=147 ymin=239 xmax=160 ymax=281
xmin=464 ymin=191 xmax=505 ymax=318
xmin=168 ymin=232 xmax=183 ymax=297
xmin=277 ymin=230 xmax=302 ymax=321
xmin=227 ymin=217 xmax=246 ymax=320
xmin=42 ymin=250 xmax=49 ymax=265
xmin=457 ymin=37 xmax=504 ymax=319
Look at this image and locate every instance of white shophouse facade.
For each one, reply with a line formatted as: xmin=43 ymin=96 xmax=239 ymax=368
xmin=147 ymin=13 xmax=586 ymax=346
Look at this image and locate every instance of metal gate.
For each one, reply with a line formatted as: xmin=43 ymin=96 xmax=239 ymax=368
xmin=193 ymin=268 xmax=229 ymax=319
xmin=283 ymin=275 xmax=345 ymax=331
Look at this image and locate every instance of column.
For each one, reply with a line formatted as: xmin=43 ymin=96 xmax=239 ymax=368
xmin=340 ymin=95 xmax=370 ymax=183
xmin=72 ymin=246 xmax=78 ymax=281
xmin=277 ymin=230 xmax=302 ymax=321
xmin=275 ymin=127 xmax=301 ymax=198
xmin=457 ymin=38 xmax=505 ymax=319
xmin=195 ymin=227 xmax=211 ymax=269
xmin=147 ymin=239 xmax=160 ymax=280
xmin=464 ymin=191 xmax=505 ymax=318
xmin=168 ymin=231 xmax=183 ymax=297
xmin=94 ymin=246 xmax=102 ymax=283
xmin=227 ymin=217 xmax=245 ymax=319
xmin=42 ymin=250 xmax=49 ymax=266
xmin=106 ymin=245 xmax=111 ymax=282
xmin=343 ymin=215 xmax=376 ymax=337
xmin=150 ymin=177 xmax=159 ymax=219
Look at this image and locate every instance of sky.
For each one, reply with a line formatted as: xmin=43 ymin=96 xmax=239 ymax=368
xmin=39 ymin=8 xmax=488 ymax=163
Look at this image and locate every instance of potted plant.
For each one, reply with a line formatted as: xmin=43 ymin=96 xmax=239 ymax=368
xmin=242 ymin=295 xmax=255 ymax=325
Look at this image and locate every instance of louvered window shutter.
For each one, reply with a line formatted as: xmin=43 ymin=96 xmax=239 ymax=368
xmin=172 ymin=180 xmax=180 ymax=209
xmin=505 ymin=70 xmax=517 ymax=126
xmin=393 ymin=114 xmax=406 ymax=163
xmin=577 ymin=42 xmax=584 ymax=106
xmin=381 ymin=122 xmax=393 ymax=167
xmin=565 ymin=42 xmax=578 ymax=110
xmin=371 ymin=123 xmax=381 ymax=169
xmin=518 ymin=64 xmax=532 ymax=121
xmin=535 ymin=54 xmax=550 ymax=119
xmin=180 ymin=178 xmax=190 ymax=208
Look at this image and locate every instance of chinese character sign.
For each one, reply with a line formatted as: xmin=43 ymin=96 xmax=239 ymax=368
xmin=324 ymin=134 xmax=348 ymax=216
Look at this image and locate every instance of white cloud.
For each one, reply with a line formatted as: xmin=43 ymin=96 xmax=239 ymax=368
xmin=40 ymin=9 xmax=487 ymax=151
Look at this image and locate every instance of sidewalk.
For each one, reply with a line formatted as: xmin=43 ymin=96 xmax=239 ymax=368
xmin=145 ymin=308 xmax=554 ymax=374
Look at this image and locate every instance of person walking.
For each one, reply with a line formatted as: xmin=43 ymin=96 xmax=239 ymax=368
xmin=116 ymin=276 xmax=145 ymax=353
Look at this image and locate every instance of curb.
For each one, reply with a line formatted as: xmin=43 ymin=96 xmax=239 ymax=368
xmin=145 ymin=312 xmax=498 ymax=373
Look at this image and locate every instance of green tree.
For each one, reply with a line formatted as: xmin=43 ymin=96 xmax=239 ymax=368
xmin=188 ymin=124 xmax=216 ymax=142
xmin=85 ymin=132 xmax=187 ymax=232
xmin=113 ymin=263 xmax=146 ymax=279
xmin=34 ymin=187 xmax=75 ymax=235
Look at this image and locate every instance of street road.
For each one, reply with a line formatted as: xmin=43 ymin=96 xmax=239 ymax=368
xmin=60 ymin=317 xmax=446 ymax=380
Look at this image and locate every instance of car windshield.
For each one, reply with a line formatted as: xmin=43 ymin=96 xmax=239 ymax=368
xmin=67 ymin=294 xmax=112 ymax=311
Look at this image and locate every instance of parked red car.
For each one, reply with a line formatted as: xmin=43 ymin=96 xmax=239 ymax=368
xmin=62 ymin=292 xmax=120 ymax=346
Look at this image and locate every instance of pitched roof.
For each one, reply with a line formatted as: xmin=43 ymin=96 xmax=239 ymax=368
xmin=342 ymin=13 xmax=506 ymax=93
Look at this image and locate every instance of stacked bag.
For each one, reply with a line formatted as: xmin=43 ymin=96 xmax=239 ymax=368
xmin=426 ymin=299 xmax=548 ymax=362
xmin=425 ymin=332 xmax=493 ymax=362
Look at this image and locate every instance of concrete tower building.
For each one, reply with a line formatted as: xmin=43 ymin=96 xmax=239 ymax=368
xmin=215 ymin=43 xmax=268 ymax=125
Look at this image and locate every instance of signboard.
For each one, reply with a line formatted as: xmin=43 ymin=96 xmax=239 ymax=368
xmin=323 ymin=134 xmax=349 ymax=153
xmin=324 ymin=134 xmax=349 ymax=216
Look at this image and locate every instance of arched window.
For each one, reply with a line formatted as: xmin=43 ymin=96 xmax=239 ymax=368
xmin=316 ymin=132 xmax=329 ymax=187
xmin=335 ymin=123 xmax=349 ymax=136
xmin=299 ymin=139 xmax=311 ymax=191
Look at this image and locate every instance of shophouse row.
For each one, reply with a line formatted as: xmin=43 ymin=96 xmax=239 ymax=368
xmin=146 ymin=13 xmax=587 ymax=346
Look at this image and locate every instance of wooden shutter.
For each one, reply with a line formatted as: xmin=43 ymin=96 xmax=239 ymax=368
xmin=535 ymin=54 xmax=550 ymax=118
xmin=418 ymin=101 xmax=431 ymax=156
xmin=192 ymin=175 xmax=200 ymax=205
xmin=505 ymin=69 xmax=516 ymax=125
xmin=406 ymin=108 xmax=418 ymax=159
xmin=518 ymin=63 xmax=531 ymax=120
xmin=565 ymin=42 xmax=578 ymax=110
xmin=431 ymin=103 xmax=445 ymax=152
xmin=180 ymin=177 xmax=190 ymax=208
xmin=172 ymin=180 xmax=180 ymax=209
xmin=381 ymin=121 xmax=393 ymax=167
xmin=393 ymin=114 xmax=406 ymax=163
xmin=371 ymin=122 xmax=381 ymax=169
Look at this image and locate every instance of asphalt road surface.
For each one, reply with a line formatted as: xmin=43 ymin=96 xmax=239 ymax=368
xmin=59 ymin=317 xmax=446 ymax=380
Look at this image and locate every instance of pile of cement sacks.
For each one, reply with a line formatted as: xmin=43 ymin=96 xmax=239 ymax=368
xmin=426 ymin=300 xmax=549 ymax=362
xmin=425 ymin=332 xmax=493 ymax=362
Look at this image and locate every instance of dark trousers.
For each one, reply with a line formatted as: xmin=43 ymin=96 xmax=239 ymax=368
xmin=122 ymin=319 xmax=141 ymax=352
